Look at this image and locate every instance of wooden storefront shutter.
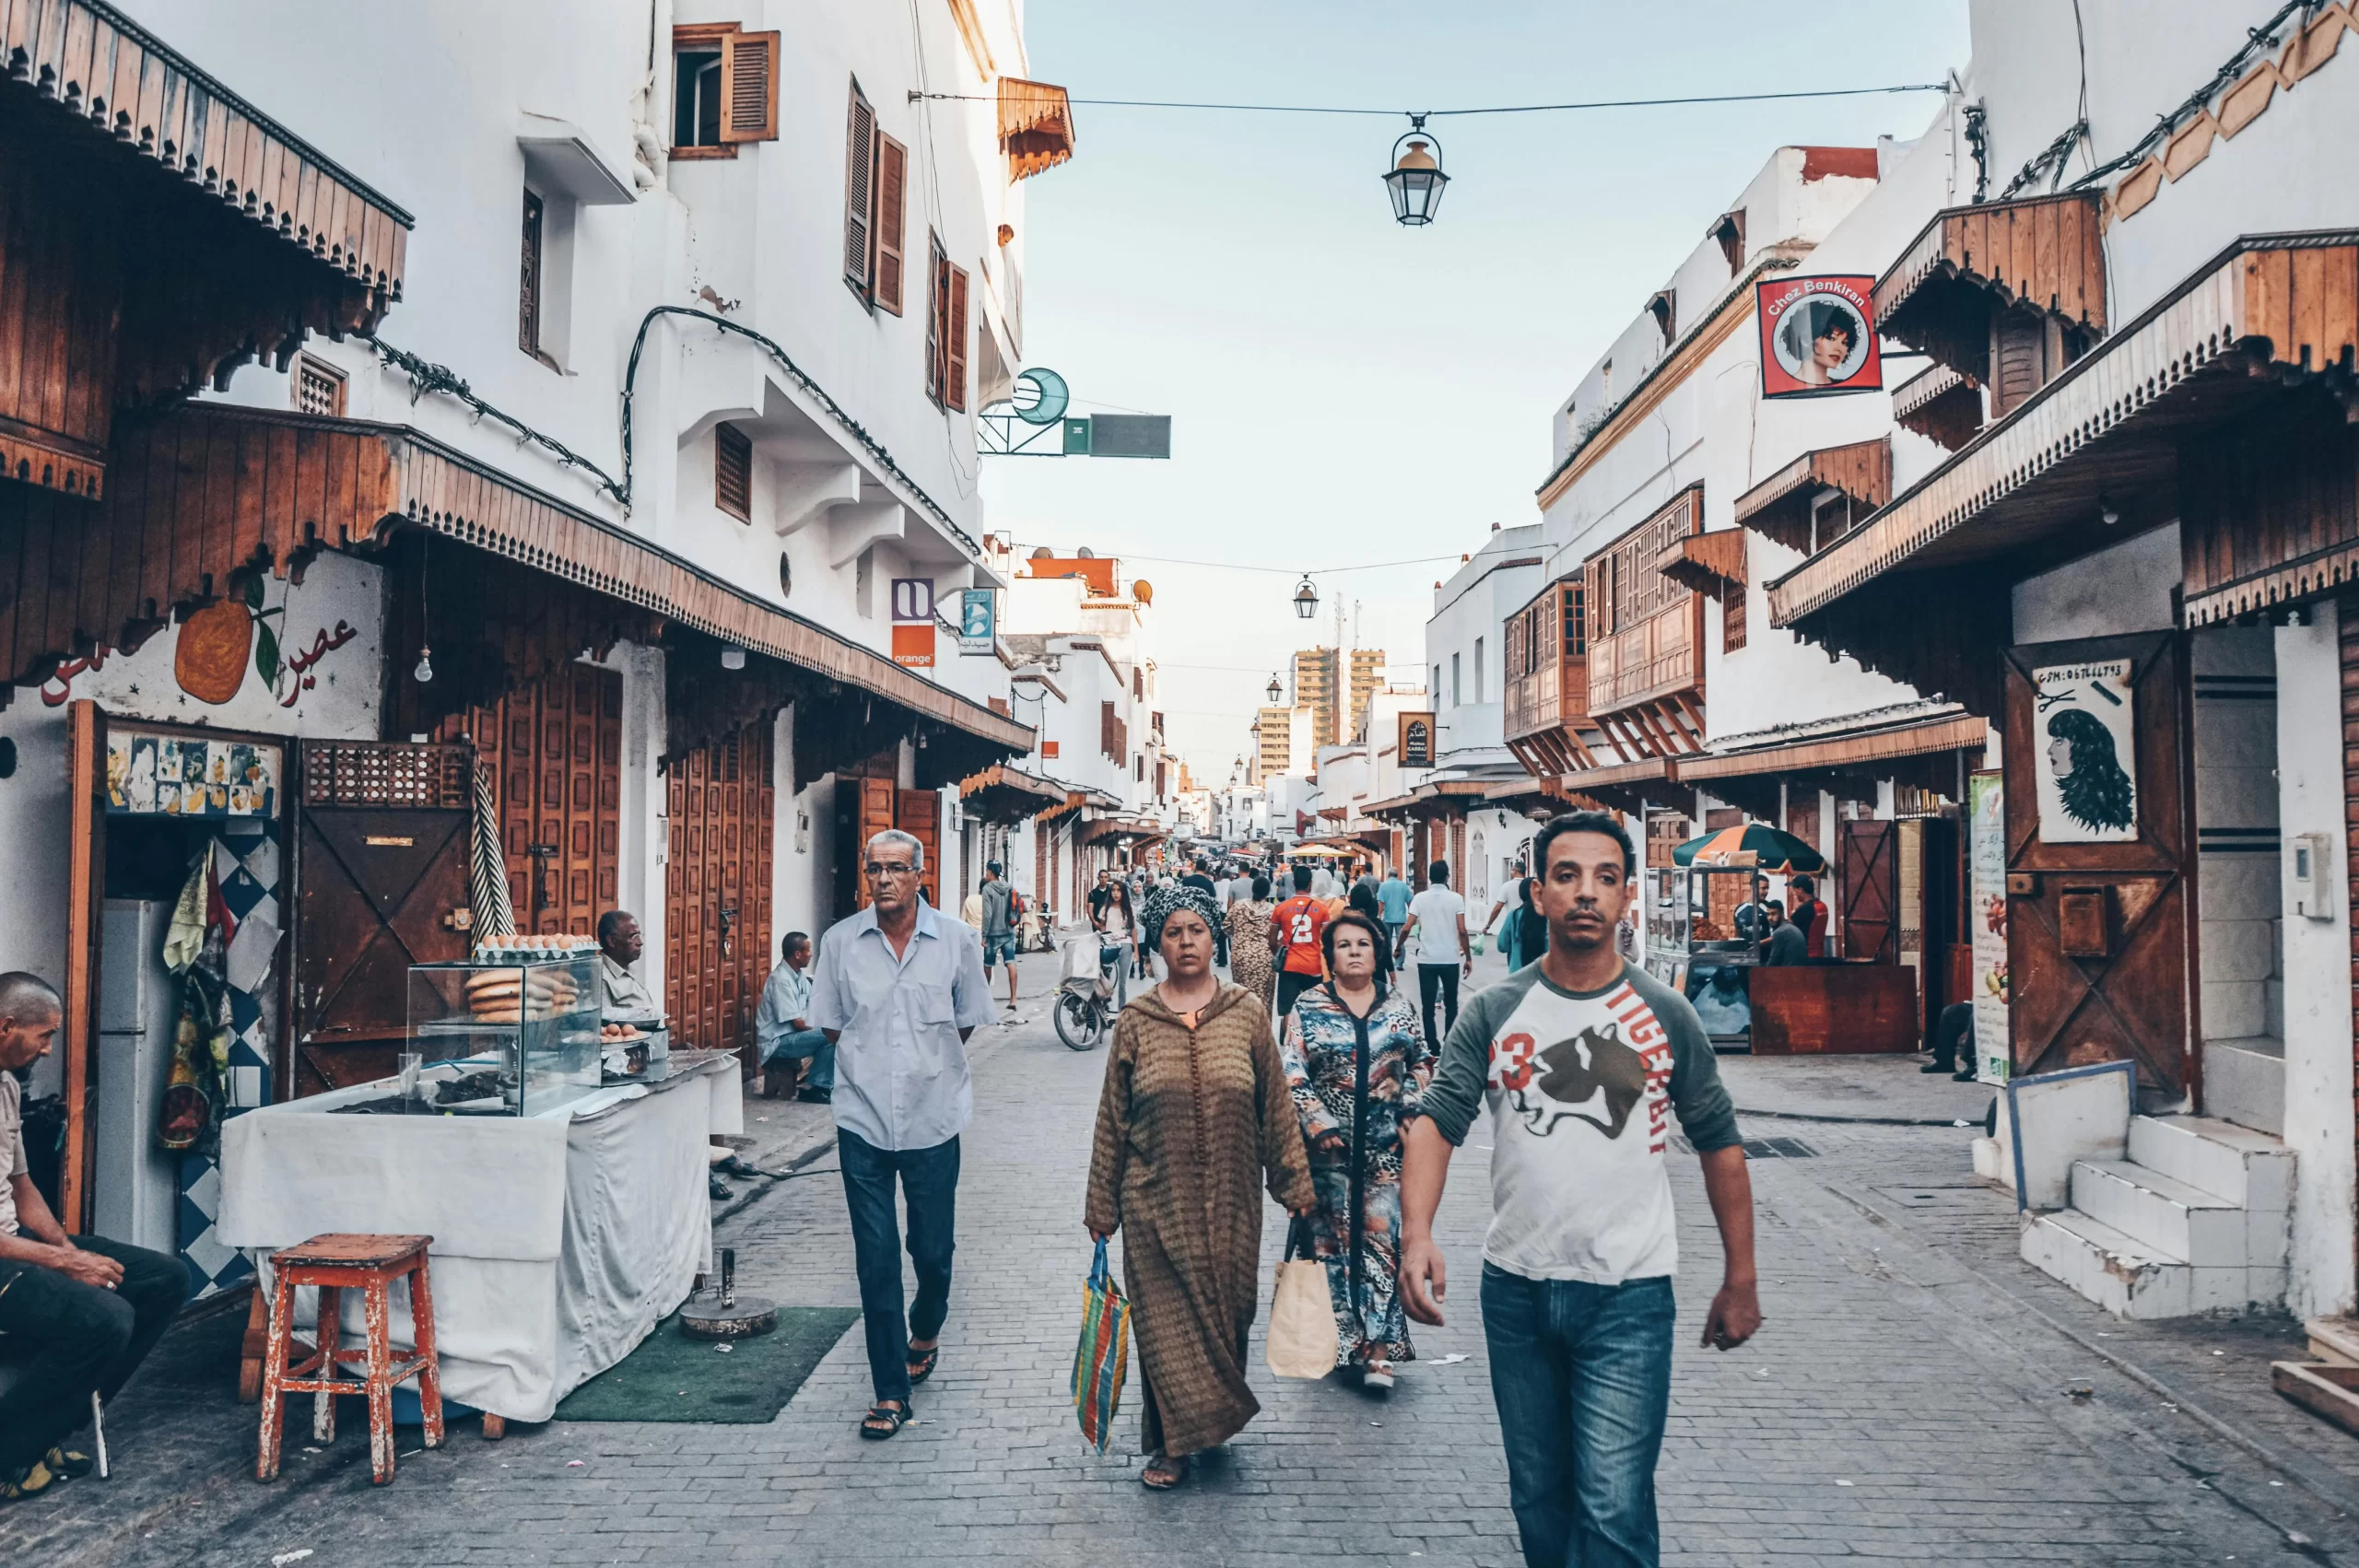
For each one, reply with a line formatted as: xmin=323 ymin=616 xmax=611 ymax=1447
xmin=874 ymin=134 xmax=909 ymax=315
xmin=946 ymin=265 xmax=970 ymax=412
xmin=897 ymin=789 xmax=943 ymax=910
xmin=719 ymin=30 xmax=780 ymax=144
xmin=844 ymin=89 xmax=875 ymax=293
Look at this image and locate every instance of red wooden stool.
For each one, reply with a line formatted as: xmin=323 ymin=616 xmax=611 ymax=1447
xmin=256 ymin=1234 xmax=444 ymax=1485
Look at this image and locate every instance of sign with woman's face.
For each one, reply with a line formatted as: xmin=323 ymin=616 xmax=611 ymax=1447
xmin=1756 ymin=275 xmax=1882 ymax=398
xmin=2032 ymin=660 xmax=2138 ymax=843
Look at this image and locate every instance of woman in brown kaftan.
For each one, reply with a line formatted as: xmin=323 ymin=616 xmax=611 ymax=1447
xmin=1086 ymin=883 xmax=1315 ymax=1489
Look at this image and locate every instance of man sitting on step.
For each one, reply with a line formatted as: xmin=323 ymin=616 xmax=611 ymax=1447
xmin=0 ymin=973 xmax=190 ymax=1504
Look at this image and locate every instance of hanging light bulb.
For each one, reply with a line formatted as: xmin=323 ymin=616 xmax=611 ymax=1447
xmin=1383 ymin=116 xmax=1449 ymax=227
xmin=721 ymin=644 xmax=747 ymax=670
xmin=413 ymin=644 xmax=434 ymax=684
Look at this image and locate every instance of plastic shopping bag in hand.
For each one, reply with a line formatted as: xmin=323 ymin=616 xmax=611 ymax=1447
xmin=1072 ymin=1238 xmax=1131 ymax=1454
xmin=1266 ymin=1217 xmax=1339 ymax=1379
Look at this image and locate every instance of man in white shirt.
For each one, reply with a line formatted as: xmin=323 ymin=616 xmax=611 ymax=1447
xmin=809 ymin=829 xmax=994 ymax=1441
xmin=1397 ymin=859 xmax=1472 ymax=1054
xmin=755 ymin=931 xmax=830 ymax=1103
xmin=1402 ymin=813 xmax=1758 ymax=1568
xmin=596 ymin=911 xmax=657 ymax=1016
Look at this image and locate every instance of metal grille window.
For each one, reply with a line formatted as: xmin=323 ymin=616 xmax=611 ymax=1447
xmin=714 ymin=422 xmax=753 ymax=521
xmin=292 ymin=355 xmax=346 ymax=418
xmin=519 ymin=189 xmax=545 ymax=359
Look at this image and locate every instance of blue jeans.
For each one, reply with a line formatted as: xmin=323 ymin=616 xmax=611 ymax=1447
xmin=982 ymin=932 xmax=1016 ymax=967
xmin=765 ymin=1027 xmax=834 ymax=1090
xmin=838 ymin=1129 xmax=959 ymax=1407
xmin=1481 ymin=1265 xmax=1675 ymax=1568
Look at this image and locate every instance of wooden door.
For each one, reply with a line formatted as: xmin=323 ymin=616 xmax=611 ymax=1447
xmin=1841 ymin=819 xmax=1899 ymax=965
xmin=898 ymin=789 xmax=942 ymax=908
xmin=2002 ymin=632 xmax=2192 ymax=1098
xmin=293 ymin=743 xmax=475 ymax=1095
xmin=665 ymin=720 xmax=775 ymax=1061
xmin=839 ymin=774 xmax=897 ymax=914
xmin=60 ymin=701 xmax=107 ymax=1231
xmin=469 ymin=665 xmax=622 ymax=937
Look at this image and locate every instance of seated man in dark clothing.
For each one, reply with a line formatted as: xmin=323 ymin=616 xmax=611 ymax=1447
xmin=0 ymin=973 xmax=189 ymax=1504
xmin=1760 ymin=902 xmax=1809 ymax=967
xmin=1926 ymin=999 xmax=1978 ymax=1080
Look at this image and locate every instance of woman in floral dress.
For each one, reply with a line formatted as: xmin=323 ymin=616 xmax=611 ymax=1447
xmin=1275 ymin=909 xmax=1432 ymax=1390
xmin=1225 ymin=873 xmax=1276 ymax=1009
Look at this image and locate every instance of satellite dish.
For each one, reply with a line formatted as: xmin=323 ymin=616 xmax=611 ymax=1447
xmin=1011 ymin=367 xmax=1070 ymax=427
xmin=1133 ymin=579 xmax=1154 ymax=605
xmin=1075 ymin=547 xmax=1095 ymax=558
xmin=1030 ymin=546 xmax=1054 ymax=559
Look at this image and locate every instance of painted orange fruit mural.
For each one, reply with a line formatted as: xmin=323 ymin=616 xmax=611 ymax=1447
xmin=173 ymin=597 xmax=252 ymax=704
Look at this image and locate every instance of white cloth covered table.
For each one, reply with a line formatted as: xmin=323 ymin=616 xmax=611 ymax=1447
xmin=219 ymin=1053 xmax=741 ymax=1422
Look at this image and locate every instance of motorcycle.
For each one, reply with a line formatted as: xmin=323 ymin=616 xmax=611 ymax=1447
xmin=1052 ymin=934 xmax=1122 ymax=1051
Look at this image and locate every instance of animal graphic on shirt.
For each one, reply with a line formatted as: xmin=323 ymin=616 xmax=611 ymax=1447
xmin=1513 ymin=1022 xmax=1649 ymax=1139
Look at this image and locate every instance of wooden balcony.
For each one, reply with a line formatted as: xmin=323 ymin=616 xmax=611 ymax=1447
xmin=1502 ymin=574 xmax=1603 ymax=776
xmin=1581 ymin=486 xmax=1707 ymax=758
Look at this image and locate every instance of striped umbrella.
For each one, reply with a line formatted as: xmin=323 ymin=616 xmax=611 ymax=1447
xmin=1671 ymin=823 xmax=1827 ymax=874
xmin=469 ymin=758 xmax=517 ymax=940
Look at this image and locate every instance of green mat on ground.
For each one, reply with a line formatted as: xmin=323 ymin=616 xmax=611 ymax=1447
xmin=554 ymin=1306 xmax=861 ymax=1423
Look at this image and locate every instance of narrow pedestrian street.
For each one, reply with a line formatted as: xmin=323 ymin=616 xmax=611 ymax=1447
xmin=8 ymin=953 xmax=2353 ymax=1568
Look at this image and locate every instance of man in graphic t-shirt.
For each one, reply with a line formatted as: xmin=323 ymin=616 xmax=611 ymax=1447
xmin=1401 ymin=811 xmax=1760 ymax=1568
xmin=1267 ymin=866 xmax=1329 ymax=1024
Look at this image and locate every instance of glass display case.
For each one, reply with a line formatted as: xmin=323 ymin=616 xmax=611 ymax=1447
xmin=407 ymin=954 xmax=601 ymax=1117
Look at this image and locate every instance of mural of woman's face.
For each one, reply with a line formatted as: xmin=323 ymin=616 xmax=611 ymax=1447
xmin=2047 ymin=734 xmax=2074 ymax=777
xmin=1812 ymin=325 xmax=1853 ymax=371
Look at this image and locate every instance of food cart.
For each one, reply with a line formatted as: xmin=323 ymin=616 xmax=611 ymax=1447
xmin=1642 ymin=825 xmax=1918 ymax=1055
xmin=218 ymin=936 xmax=741 ymax=1428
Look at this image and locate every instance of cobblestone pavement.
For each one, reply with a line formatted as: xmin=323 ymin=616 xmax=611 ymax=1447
xmin=10 ymin=949 xmax=2359 ymax=1566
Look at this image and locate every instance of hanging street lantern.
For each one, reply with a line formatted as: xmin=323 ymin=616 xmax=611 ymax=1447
xmin=1267 ymin=673 xmax=1284 ymax=705
xmin=1292 ymin=576 xmax=1320 ymax=619
xmin=1384 ymin=115 xmax=1449 ymax=227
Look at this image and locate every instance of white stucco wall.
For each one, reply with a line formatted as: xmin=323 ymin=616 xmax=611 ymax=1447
xmin=2275 ymin=605 xmax=2356 ymax=1318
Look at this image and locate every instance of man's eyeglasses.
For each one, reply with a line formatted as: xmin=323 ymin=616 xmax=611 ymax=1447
xmin=864 ymin=861 xmax=918 ymax=879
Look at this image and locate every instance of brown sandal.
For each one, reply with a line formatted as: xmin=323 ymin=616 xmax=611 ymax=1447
xmin=1141 ymin=1452 xmax=1190 ymax=1489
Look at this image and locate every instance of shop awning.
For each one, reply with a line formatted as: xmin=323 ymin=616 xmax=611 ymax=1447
xmin=22 ymin=0 xmax=409 ymax=312
xmin=958 ymin=764 xmax=1069 ymax=822
xmin=5 ymin=403 xmax=1029 ymax=757
xmin=997 ymin=78 xmax=1075 ymax=181
xmin=1077 ymin=814 xmax=1163 ymax=847
xmin=1874 ymin=192 xmax=2107 ymax=384
xmin=1891 ymin=362 xmax=1982 ymax=452
xmin=1676 ymin=712 xmax=1987 ymax=790
xmin=1655 ymin=529 xmax=1747 ymax=602
xmin=1768 ymin=232 xmax=2359 ymax=714
xmin=1731 ymin=439 xmax=1890 ymax=555
xmin=1362 ymin=779 xmax=1496 ymax=820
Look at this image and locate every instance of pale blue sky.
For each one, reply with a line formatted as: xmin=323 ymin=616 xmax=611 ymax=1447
xmin=983 ymin=1 xmax=1971 ymax=778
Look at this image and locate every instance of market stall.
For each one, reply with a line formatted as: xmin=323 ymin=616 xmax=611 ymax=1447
xmin=1643 ymin=825 xmax=1917 ymax=1055
xmin=218 ymin=940 xmax=743 ymax=1424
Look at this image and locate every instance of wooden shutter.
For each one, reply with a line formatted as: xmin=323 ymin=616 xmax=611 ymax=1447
xmin=1101 ymin=700 xmax=1116 ymax=758
xmin=844 ymin=89 xmax=874 ymax=293
xmin=719 ymin=30 xmax=779 ymax=144
xmin=925 ymin=244 xmax=945 ymax=404
xmin=852 ymin=776 xmax=896 ymax=910
xmin=1722 ymin=582 xmax=1747 ymax=650
xmin=874 ymin=135 xmax=908 ymax=315
xmin=945 ymin=263 xmax=970 ymax=412
xmin=714 ymin=422 xmax=752 ymax=521
xmin=897 ymin=789 xmax=942 ymax=909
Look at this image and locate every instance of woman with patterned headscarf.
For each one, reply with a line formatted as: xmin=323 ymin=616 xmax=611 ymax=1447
xmin=1086 ymin=881 xmax=1314 ymax=1489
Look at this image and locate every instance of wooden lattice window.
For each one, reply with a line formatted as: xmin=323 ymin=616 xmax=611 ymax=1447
xmin=1723 ymin=582 xmax=1747 ymax=651
xmin=292 ymin=354 xmax=346 ymax=417
xmin=714 ymin=422 xmax=753 ymax=521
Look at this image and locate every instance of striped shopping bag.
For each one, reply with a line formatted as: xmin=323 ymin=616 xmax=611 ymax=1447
xmin=1071 ymin=1238 xmax=1131 ymax=1454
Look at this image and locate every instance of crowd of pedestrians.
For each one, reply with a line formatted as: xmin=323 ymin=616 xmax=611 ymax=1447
xmin=798 ymin=819 xmax=1760 ymax=1566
